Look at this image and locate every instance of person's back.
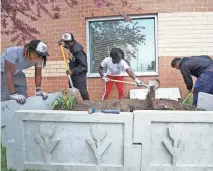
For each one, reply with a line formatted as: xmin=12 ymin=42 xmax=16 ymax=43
xmin=1 ymin=46 xmax=41 ymax=75
xmin=179 ymin=56 xmax=213 ymax=78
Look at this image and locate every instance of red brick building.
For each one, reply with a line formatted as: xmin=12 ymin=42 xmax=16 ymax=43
xmin=1 ymin=0 xmax=213 ymax=100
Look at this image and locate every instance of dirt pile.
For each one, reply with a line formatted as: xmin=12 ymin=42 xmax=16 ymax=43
xmin=54 ymin=88 xmax=203 ymax=111
xmin=145 ymin=86 xmax=155 ymax=110
xmin=71 ymin=98 xmax=202 ymax=111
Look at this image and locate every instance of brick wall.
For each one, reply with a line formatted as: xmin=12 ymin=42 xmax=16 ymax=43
xmin=158 ymin=12 xmax=213 ymax=56
xmin=1 ymin=0 xmax=213 ymax=100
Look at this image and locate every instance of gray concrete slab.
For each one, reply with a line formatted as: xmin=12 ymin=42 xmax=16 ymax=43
xmin=133 ymin=110 xmax=213 ymax=171
xmin=1 ymin=92 xmax=61 ymax=169
xmin=197 ymin=92 xmax=213 ymax=111
xmin=12 ymin=110 xmax=141 ymax=171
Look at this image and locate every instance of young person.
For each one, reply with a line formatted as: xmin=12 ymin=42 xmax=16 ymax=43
xmin=1 ymin=39 xmax=49 ymax=104
xmin=171 ymin=55 xmax=213 ymax=106
xmin=59 ymin=32 xmax=90 ymax=100
xmin=99 ymin=48 xmax=144 ymax=100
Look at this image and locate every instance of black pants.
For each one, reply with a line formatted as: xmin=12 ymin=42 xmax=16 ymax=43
xmin=69 ymin=74 xmax=90 ymax=100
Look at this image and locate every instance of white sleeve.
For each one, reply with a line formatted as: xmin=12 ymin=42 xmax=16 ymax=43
xmin=101 ymin=57 xmax=110 ymax=68
xmin=120 ymin=60 xmax=130 ymax=70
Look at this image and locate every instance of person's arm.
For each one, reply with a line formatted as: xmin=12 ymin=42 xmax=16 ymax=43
xmin=35 ymin=63 xmax=48 ymax=100
xmin=126 ymin=68 xmax=136 ymax=80
xmin=122 ymin=61 xmax=144 ymax=87
xmin=35 ymin=66 xmax=42 ymax=88
xmin=98 ymin=65 xmax=104 ymax=78
xmin=99 ymin=58 xmax=109 ymax=82
xmin=180 ymin=65 xmax=193 ymax=90
xmin=5 ymin=60 xmax=26 ymax=104
xmin=4 ymin=60 xmax=16 ymax=94
xmin=69 ymin=51 xmax=87 ymax=75
xmin=3 ymin=49 xmax=26 ymax=104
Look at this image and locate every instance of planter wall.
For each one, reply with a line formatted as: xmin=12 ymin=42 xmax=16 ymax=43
xmin=10 ymin=110 xmax=213 ymax=171
xmin=1 ymin=92 xmax=61 ymax=169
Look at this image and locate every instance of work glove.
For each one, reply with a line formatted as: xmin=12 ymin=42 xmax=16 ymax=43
xmin=135 ymin=78 xmax=144 ymax=87
xmin=35 ymin=88 xmax=48 ymax=100
xmin=10 ymin=93 xmax=26 ymax=104
xmin=102 ymin=76 xmax=109 ymax=83
xmin=66 ymin=70 xmax=72 ymax=76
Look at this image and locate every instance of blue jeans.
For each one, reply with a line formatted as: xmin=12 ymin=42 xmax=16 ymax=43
xmin=193 ymin=71 xmax=213 ymax=106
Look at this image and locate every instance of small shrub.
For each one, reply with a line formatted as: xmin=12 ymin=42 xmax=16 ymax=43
xmin=51 ymin=94 xmax=76 ymax=110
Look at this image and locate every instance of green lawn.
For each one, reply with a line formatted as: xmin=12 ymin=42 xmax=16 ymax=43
xmin=1 ymin=145 xmax=16 ymax=171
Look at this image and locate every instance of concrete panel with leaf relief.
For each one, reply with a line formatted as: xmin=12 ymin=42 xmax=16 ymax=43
xmin=12 ymin=110 xmax=141 ymax=171
xmin=1 ymin=92 xmax=62 ymax=146
xmin=133 ymin=110 xmax=213 ymax=171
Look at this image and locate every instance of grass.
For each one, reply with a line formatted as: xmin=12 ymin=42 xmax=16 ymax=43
xmin=1 ymin=145 xmax=16 ymax=171
xmin=1 ymin=145 xmax=7 ymax=171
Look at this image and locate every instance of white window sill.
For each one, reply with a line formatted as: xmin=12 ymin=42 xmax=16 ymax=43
xmin=87 ymin=72 xmax=159 ymax=78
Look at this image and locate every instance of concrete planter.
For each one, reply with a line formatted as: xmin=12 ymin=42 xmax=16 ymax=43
xmin=1 ymin=92 xmax=213 ymax=171
xmin=9 ymin=110 xmax=213 ymax=171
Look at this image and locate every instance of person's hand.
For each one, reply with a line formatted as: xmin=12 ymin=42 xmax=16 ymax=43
xmin=189 ymin=89 xmax=193 ymax=95
xmin=58 ymin=40 xmax=63 ymax=46
xmin=36 ymin=89 xmax=48 ymax=100
xmin=135 ymin=78 xmax=144 ymax=87
xmin=10 ymin=93 xmax=26 ymax=104
xmin=66 ymin=70 xmax=72 ymax=75
xmin=102 ymin=76 xmax=109 ymax=83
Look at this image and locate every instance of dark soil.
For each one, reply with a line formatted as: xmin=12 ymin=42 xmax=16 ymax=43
xmin=71 ymin=98 xmax=202 ymax=111
xmin=54 ymin=87 xmax=203 ymax=111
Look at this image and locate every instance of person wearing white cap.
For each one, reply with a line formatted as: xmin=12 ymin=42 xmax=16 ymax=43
xmin=1 ymin=39 xmax=49 ymax=104
xmin=58 ymin=32 xmax=90 ymax=100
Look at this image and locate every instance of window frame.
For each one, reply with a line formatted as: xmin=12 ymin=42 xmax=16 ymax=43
xmin=86 ymin=15 xmax=159 ymax=77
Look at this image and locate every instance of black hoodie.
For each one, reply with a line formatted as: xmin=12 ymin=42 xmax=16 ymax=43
xmin=179 ymin=55 xmax=213 ymax=90
xmin=68 ymin=41 xmax=88 ymax=76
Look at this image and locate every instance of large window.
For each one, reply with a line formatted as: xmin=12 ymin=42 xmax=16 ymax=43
xmin=86 ymin=15 xmax=158 ymax=76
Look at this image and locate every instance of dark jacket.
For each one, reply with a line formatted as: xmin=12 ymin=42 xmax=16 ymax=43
xmin=179 ymin=55 xmax=213 ymax=90
xmin=68 ymin=41 xmax=88 ymax=76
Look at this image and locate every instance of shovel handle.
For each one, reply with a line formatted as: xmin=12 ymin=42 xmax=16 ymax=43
xmin=108 ymin=79 xmax=149 ymax=88
xmin=182 ymin=92 xmax=193 ymax=103
xmin=108 ymin=79 xmax=137 ymax=85
xmin=60 ymin=45 xmax=74 ymax=88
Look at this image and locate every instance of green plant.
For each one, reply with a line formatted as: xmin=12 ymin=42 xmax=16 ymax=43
xmin=1 ymin=145 xmax=16 ymax=171
xmin=51 ymin=94 xmax=76 ymax=110
xmin=181 ymin=91 xmax=193 ymax=105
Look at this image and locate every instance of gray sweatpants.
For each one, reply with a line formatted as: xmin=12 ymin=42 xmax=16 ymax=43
xmin=1 ymin=72 xmax=28 ymax=101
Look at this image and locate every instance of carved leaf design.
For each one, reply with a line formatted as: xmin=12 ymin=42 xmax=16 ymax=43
xmin=36 ymin=124 xmax=59 ymax=164
xmin=163 ymin=140 xmax=174 ymax=156
xmin=92 ymin=125 xmax=106 ymax=141
xmin=169 ymin=125 xmax=183 ymax=141
xmin=87 ymin=125 xmax=112 ymax=166
xmin=98 ymin=139 xmax=112 ymax=156
xmin=40 ymin=124 xmax=53 ymax=139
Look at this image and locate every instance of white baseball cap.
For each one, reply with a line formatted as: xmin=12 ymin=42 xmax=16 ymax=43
xmin=29 ymin=39 xmax=49 ymax=56
xmin=61 ymin=33 xmax=74 ymax=42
